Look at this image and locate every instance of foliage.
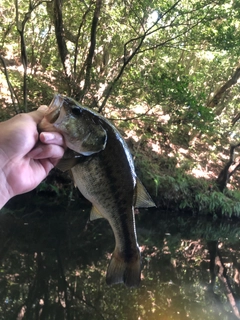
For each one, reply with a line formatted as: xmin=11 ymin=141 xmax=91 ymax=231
xmin=3 ymin=2 xmax=240 ymax=318
xmin=145 ymin=169 xmax=240 ymax=218
xmin=1 ymin=0 xmax=240 ymax=216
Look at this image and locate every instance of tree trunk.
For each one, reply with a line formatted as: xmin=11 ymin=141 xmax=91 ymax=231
xmin=207 ymin=241 xmax=240 ymax=319
xmin=78 ymin=0 xmax=102 ymax=102
xmin=53 ymin=0 xmax=72 ymax=85
xmin=216 ymin=143 xmax=240 ymax=192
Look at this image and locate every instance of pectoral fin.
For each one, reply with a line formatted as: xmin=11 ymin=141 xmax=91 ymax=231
xmin=134 ymin=178 xmax=156 ymax=208
xmin=56 ymin=149 xmax=83 ymax=172
xmin=90 ymin=206 xmax=104 ymax=221
xmin=57 ymin=158 xmax=79 ymax=172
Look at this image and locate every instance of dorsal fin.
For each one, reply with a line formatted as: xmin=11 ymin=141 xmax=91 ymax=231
xmin=134 ymin=178 xmax=156 ymax=208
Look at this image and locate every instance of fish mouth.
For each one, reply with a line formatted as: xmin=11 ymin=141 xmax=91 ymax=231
xmin=44 ymin=94 xmax=65 ymax=123
xmin=45 ymin=109 xmax=60 ymax=124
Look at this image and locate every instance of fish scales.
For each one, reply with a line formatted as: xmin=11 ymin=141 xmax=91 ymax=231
xmin=38 ymin=94 xmax=156 ymax=287
xmin=71 ymin=123 xmax=141 ymax=286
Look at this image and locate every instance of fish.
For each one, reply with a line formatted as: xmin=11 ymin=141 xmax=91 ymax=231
xmin=38 ymin=94 xmax=156 ymax=287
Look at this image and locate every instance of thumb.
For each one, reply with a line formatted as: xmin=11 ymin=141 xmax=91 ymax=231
xmin=29 ymin=105 xmax=49 ymax=123
xmin=37 ymin=105 xmax=48 ymax=114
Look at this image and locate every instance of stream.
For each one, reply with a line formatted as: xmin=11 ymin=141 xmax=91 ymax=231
xmin=1 ymin=191 xmax=240 ymax=320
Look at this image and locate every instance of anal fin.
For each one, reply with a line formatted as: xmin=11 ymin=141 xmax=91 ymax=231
xmin=90 ymin=206 xmax=104 ymax=221
xmin=134 ymin=177 xmax=156 ymax=208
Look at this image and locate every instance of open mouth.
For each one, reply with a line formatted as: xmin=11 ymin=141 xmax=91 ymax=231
xmin=45 ymin=94 xmax=65 ymax=123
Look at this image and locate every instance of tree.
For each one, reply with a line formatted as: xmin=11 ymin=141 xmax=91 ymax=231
xmin=1 ymin=0 xmax=240 ymax=193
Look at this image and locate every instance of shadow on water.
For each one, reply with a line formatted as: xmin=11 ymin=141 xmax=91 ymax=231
xmin=1 ymin=191 xmax=240 ymax=319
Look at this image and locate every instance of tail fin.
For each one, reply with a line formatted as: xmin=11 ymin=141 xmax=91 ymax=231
xmin=106 ymin=248 xmax=141 ymax=288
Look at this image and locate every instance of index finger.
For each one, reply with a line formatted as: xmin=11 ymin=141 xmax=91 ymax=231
xmin=29 ymin=105 xmax=49 ymax=124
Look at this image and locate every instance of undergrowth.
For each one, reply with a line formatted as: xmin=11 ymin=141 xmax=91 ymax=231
xmin=135 ymin=148 xmax=240 ymax=218
xmin=152 ymin=172 xmax=240 ymax=218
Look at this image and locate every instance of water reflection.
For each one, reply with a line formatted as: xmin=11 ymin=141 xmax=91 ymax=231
xmin=1 ymin=193 xmax=240 ymax=320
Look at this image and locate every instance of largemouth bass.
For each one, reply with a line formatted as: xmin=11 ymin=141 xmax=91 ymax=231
xmin=39 ymin=94 xmax=155 ymax=287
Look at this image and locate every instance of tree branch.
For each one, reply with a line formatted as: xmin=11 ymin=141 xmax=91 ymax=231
xmin=97 ymin=18 xmax=150 ymax=112
xmin=79 ymin=0 xmax=102 ymax=101
xmin=15 ymin=0 xmax=47 ymax=111
xmin=207 ymin=241 xmax=240 ymax=319
xmin=232 ymin=113 xmax=240 ymax=126
xmin=53 ymin=0 xmax=72 ymax=84
xmin=215 ymin=253 xmax=240 ymax=318
xmin=15 ymin=0 xmax=30 ymax=111
xmin=216 ymin=142 xmax=240 ymax=191
xmin=97 ymin=1 xmax=210 ymax=113
xmin=0 ymin=54 xmax=20 ymax=113
xmin=208 ymin=67 xmax=240 ymax=109
xmin=73 ymin=5 xmax=92 ymax=76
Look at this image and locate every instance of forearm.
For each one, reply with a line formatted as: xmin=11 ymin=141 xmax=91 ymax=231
xmin=0 ymin=170 xmax=11 ymax=209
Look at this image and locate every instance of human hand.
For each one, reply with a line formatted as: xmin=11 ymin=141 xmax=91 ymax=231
xmin=0 ymin=106 xmax=65 ymax=208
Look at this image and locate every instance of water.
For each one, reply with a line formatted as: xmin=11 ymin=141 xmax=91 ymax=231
xmin=1 ymin=193 xmax=240 ymax=320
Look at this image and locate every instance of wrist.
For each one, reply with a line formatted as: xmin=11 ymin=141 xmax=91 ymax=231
xmin=0 ymin=150 xmax=11 ymax=209
xmin=0 ymin=170 xmax=11 ymax=209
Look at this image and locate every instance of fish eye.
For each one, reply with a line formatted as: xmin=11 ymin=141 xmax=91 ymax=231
xmin=71 ymin=106 xmax=82 ymax=116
